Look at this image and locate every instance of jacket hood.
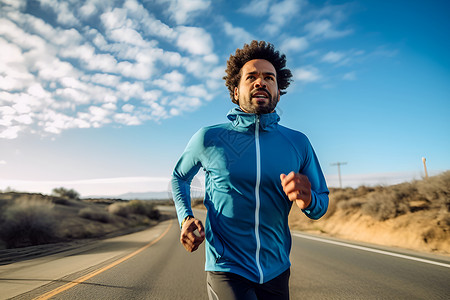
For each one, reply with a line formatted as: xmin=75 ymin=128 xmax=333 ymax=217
xmin=226 ymin=107 xmax=280 ymax=132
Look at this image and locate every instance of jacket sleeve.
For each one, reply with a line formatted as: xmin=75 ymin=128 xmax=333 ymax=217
xmin=171 ymin=129 xmax=205 ymax=227
xmin=300 ymin=138 xmax=329 ymax=220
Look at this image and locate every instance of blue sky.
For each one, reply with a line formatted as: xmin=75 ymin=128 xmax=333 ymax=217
xmin=0 ymin=0 xmax=449 ymax=197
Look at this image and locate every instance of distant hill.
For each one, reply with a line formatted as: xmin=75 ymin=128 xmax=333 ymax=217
xmin=87 ymin=187 xmax=204 ymax=200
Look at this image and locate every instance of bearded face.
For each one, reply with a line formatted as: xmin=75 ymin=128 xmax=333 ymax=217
xmin=234 ymin=59 xmax=280 ymax=114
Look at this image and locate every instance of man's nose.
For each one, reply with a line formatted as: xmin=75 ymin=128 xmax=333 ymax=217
xmin=254 ymin=77 xmax=267 ymax=88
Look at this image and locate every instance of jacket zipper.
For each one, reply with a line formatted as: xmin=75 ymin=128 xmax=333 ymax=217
xmin=254 ymin=115 xmax=264 ymax=284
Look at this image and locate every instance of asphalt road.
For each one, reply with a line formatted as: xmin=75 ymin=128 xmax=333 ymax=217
xmin=1 ymin=207 xmax=449 ymax=299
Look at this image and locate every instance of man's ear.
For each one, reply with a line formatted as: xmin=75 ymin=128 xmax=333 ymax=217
xmin=234 ymin=87 xmax=239 ymax=102
xmin=277 ymin=89 xmax=281 ymax=103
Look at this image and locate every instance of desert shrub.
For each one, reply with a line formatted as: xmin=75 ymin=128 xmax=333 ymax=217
xmin=362 ymin=192 xmax=396 ymax=221
xmin=78 ymin=208 xmax=110 ymax=223
xmin=361 ymin=190 xmax=410 ymax=221
xmin=355 ymin=185 xmax=376 ymax=197
xmin=323 ymin=196 xmax=337 ymax=218
xmin=0 ymin=199 xmax=58 ymax=248
xmin=108 ymin=202 xmax=131 ymax=217
xmin=51 ymin=197 xmax=71 ymax=205
xmin=330 ymin=190 xmax=350 ymax=202
xmin=416 ymin=171 xmax=450 ymax=211
xmin=128 ymin=200 xmax=160 ymax=219
xmin=52 ymin=187 xmax=80 ymax=200
xmin=337 ymin=198 xmax=365 ymax=210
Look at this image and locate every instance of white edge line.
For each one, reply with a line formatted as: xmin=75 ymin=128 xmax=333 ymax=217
xmin=293 ymin=233 xmax=450 ymax=268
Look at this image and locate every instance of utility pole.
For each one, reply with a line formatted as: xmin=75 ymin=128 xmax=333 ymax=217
xmin=331 ymin=162 xmax=347 ymax=188
xmin=422 ymin=157 xmax=428 ymax=178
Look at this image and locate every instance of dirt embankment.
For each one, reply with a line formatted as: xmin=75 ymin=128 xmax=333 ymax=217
xmin=289 ymin=171 xmax=450 ymax=255
xmin=0 ymin=193 xmax=167 ymax=252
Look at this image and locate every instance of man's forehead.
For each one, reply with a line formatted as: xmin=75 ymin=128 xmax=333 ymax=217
xmin=241 ymin=59 xmax=276 ymax=75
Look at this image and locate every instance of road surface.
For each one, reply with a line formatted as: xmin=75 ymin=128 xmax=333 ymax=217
xmin=1 ymin=207 xmax=449 ymax=299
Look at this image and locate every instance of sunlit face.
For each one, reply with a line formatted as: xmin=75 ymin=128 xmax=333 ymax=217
xmin=234 ymin=59 xmax=280 ymax=114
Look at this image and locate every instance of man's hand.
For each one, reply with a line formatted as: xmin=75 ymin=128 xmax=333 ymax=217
xmin=280 ymin=171 xmax=312 ymax=209
xmin=180 ymin=217 xmax=205 ymax=252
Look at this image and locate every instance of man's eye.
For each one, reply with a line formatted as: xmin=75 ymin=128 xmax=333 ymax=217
xmin=265 ymin=76 xmax=274 ymax=80
xmin=247 ymin=76 xmax=255 ymax=80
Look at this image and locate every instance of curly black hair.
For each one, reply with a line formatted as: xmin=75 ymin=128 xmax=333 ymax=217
xmin=223 ymin=40 xmax=293 ymax=104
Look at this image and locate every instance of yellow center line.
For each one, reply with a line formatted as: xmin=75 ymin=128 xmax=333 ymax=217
xmin=34 ymin=219 xmax=173 ymax=300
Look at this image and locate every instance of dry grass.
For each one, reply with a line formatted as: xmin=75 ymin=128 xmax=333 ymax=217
xmin=0 ymin=193 xmax=162 ymax=249
xmin=289 ymin=171 xmax=450 ymax=255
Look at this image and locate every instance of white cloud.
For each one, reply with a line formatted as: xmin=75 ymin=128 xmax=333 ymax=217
xmin=186 ymin=85 xmax=212 ymax=101
xmin=114 ymin=113 xmax=141 ymax=126
xmin=322 ymin=51 xmax=345 ymax=63
xmin=223 ymin=22 xmax=254 ymax=46
xmin=159 ymin=0 xmax=211 ymax=25
xmin=240 ymin=0 xmax=301 ymax=35
xmin=28 ymin=83 xmax=51 ymax=99
xmin=305 ymin=19 xmax=353 ymax=39
xmin=175 ymin=26 xmax=214 ymax=56
xmin=117 ymin=81 xmax=145 ymax=101
xmin=280 ymin=37 xmax=309 ymax=53
xmin=89 ymin=106 xmax=112 ymax=122
xmin=36 ymin=58 xmax=78 ymax=81
xmin=55 ymin=88 xmax=90 ymax=104
xmin=264 ymin=0 xmax=301 ymax=35
xmin=170 ymin=96 xmax=202 ymax=112
xmin=125 ymin=0 xmax=177 ymax=40
xmin=109 ymin=27 xmax=148 ymax=47
xmin=14 ymin=114 xmax=33 ymax=125
xmin=12 ymin=101 xmax=32 ymax=114
xmin=39 ymin=0 xmax=80 ymax=26
xmin=0 ymin=0 xmax=218 ymax=139
xmin=239 ymin=0 xmax=270 ymax=16
xmin=294 ymin=66 xmax=321 ymax=82
xmin=122 ymin=104 xmax=134 ymax=112
xmin=0 ymin=106 xmax=15 ymax=115
xmin=153 ymin=71 xmax=185 ymax=93
xmin=343 ymin=72 xmax=356 ymax=81
xmin=38 ymin=109 xmax=83 ymax=134
xmin=1 ymin=0 xmax=26 ymax=10
xmin=102 ymin=102 xmax=117 ymax=110
xmin=0 ymin=37 xmax=35 ymax=91
xmin=88 ymin=73 xmax=121 ymax=87
xmin=0 ymin=126 xmax=22 ymax=139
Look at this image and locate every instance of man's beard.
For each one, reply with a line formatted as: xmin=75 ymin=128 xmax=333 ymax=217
xmin=239 ymin=89 xmax=279 ymax=114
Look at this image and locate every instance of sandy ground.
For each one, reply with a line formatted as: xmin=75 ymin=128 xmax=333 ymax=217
xmin=288 ymin=205 xmax=450 ymax=256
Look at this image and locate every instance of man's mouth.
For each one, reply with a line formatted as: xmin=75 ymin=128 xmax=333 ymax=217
xmin=252 ymin=89 xmax=270 ymax=100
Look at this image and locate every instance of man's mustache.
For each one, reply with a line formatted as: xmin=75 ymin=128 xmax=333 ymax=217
xmin=251 ymin=88 xmax=272 ymax=99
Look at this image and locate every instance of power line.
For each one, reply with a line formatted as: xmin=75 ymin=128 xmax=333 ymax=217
xmin=330 ymin=162 xmax=347 ymax=188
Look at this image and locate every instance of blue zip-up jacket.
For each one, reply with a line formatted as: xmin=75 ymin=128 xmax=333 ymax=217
xmin=172 ymin=108 xmax=329 ymax=284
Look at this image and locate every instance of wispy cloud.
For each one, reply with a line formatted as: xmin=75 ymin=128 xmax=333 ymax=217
xmin=239 ymin=0 xmax=301 ymax=36
xmin=294 ymin=65 xmax=321 ymax=82
xmin=280 ymin=37 xmax=309 ymax=53
xmin=0 ymin=0 xmax=221 ymax=139
xmin=223 ymin=21 xmax=254 ymax=47
xmin=343 ymin=71 xmax=357 ymax=81
xmin=305 ymin=19 xmax=353 ymax=39
xmin=238 ymin=0 xmax=271 ymax=16
xmin=156 ymin=0 xmax=211 ymax=25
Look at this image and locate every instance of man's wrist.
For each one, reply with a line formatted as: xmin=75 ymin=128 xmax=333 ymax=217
xmin=181 ymin=215 xmax=194 ymax=228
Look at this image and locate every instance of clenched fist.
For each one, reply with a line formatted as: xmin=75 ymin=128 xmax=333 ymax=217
xmin=180 ymin=217 xmax=205 ymax=252
xmin=280 ymin=171 xmax=312 ymax=209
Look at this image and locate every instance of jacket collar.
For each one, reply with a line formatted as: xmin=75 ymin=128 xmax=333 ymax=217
xmin=226 ymin=107 xmax=280 ymax=132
